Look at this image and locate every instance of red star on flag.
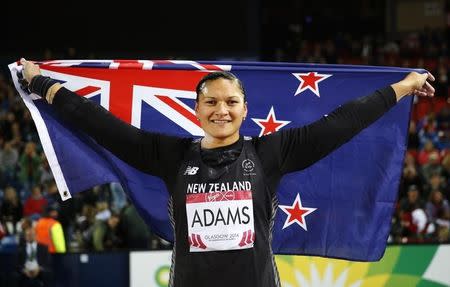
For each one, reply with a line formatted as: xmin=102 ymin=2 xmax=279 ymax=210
xmin=251 ymin=106 xmax=290 ymax=137
xmin=293 ymin=72 xmax=332 ymax=97
xmin=279 ymin=193 xmax=317 ymax=230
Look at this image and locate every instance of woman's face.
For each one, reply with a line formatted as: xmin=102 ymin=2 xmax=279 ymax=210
xmin=195 ymin=78 xmax=247 ymax=146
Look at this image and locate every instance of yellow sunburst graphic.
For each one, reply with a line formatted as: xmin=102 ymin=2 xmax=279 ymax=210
xmin=276 ymin=256 xmax=390 ymax=287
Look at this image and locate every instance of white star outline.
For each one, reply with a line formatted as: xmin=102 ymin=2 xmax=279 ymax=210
xmin=292 ymin=72 xmax=332 ymax=97
xmin=279 ymin=193 xmax=317 ymax=231
xmin=251 ymin=106 xmax=291 ymax=137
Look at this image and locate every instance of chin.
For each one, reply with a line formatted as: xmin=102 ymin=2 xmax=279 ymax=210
xmin=211 ymin=133 xmax=234 ymax=140
xmin=207 ymin=131 xmax=238 ymax=141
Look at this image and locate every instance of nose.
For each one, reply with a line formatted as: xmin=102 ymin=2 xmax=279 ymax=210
xmin=215 ymin=102 xmax=229 ymax=116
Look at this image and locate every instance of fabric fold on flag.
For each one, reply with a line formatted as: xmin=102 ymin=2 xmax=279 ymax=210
xmin=9 ymin=60 xmax=419 ymax=261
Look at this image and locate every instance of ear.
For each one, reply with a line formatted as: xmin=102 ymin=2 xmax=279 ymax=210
xmin=195 ymin=102 xmax=200 ymax=119
xmin=243 ymin=101 xmax=248 ymax=119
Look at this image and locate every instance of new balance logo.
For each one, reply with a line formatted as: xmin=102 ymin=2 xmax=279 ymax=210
xmin=184 ymin=166 xmax=199 ymax=175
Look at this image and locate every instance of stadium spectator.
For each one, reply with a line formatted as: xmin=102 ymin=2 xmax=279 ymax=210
xmin=426 ymin=190 xmax=450 ymax=239
xmin=91 ymin=211 xmax=121 ymax=251
xmin=23 ymin=185 xmax=47 ymax=218
xmin=18 ymin=142 xmax=42 ymax=193
xmin=417 ymin=140 xmax=439 ymax=165
xmin=0 ymin=141 xmax=19 ymax=187
xmin=35 ymin=204 xmax=66 ymax=253
xmin=423 ymin=171 xmax=449 ymax=199
xmin=118 ymin=201 xmax=151 ymax=249
xmin=398 ymin=185 xmax=431 ymax=242
xmin=400 ymin=153 xmax=423 ymax=199
xmin=0 ymin=186 xmax=23 ymax=235
xmin=17 ymin=227 xmax=52 ymax=287
xmin=421 ymin=153 xmax=443 ymax=182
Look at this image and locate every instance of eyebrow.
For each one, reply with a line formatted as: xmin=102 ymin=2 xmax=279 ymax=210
xmin=202 ymin=96 xmax=241 ymax=100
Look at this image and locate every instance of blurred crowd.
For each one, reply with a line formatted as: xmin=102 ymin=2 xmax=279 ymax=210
xmin=0 ymin=28 xmax=449 ymax=257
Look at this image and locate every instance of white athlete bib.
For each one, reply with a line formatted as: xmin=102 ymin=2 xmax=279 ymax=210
xmin=186 ymin=190 xmax=255 ymax=252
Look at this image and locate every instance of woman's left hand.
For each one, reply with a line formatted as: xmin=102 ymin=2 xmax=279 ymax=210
xmin=392 ymin=71 xmax=435 ymax=102
xmin=407 ymin=71 xmax=435 ymax=98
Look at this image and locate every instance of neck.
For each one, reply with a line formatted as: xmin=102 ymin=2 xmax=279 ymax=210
xmin=201 ymin=134 xmax=240 ymax=149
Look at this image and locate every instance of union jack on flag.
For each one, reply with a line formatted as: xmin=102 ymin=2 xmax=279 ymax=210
xmin=9 ymin=60 xmax=417 ymax=261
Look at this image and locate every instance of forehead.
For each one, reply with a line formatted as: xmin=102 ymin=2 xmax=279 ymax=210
xmin=201 ymin=78 xmax=243 ymax=98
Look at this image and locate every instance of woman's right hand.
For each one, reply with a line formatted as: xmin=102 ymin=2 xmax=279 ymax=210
xmin=19 ymin=58 xmax=61 ymax=103
xmin=20 ymin=58 xmax=41 ymax=83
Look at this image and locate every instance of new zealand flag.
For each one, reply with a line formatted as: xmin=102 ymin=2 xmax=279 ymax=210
xmin=9 ymin=60 xmax=417 ymax=261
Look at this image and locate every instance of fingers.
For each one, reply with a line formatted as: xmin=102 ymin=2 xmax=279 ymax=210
xmin=424 ymin=81 xmax=435 ymax=95
xmin=19 ymin=58 xmax=41 ymax=83
xmin=412 ymin=72 xmax=435 ymax=98
xmin=413 ymin=90 xmax=427 ymax=97
xmin=20 ymin=58 xmax=34 ymax=70
xmin=18 ymin=58 xmax=33 ymax=94
xmin=413 ymin=82 xmax=435 ymax=98
xmin=20 ymin=58 xmax=29 ymax=68
xmin=413 ymin=90 xmax=431 ymax=98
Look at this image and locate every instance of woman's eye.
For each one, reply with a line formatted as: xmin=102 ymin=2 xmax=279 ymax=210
xmin=228 ymin=101 xmax=238 ymax=105
xmin=205 ymin=101 xmax=215 ymax=105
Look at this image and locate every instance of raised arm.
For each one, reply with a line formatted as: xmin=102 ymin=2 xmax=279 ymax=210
xmin=19 ymin=59 xmax=189 ymax=179
xmin=257 ymin=72 xmax=435 ymax=175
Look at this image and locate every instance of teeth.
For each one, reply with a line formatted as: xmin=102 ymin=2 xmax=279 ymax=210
xmin=212 ymin=120 xmax=230 ymax=123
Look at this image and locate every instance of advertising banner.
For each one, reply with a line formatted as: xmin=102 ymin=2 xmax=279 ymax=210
xmin=130 ymin=245 xmax=450 ymax=287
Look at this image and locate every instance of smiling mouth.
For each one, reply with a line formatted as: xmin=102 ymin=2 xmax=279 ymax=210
xmin=210 ymin=120 xmax=232 ymax=124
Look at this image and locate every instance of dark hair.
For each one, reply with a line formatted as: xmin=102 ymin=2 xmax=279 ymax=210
xmin=43 ymin=203 xmax=59 ymax=216
xmin=195 ymin=71 xmax=246 ymax=102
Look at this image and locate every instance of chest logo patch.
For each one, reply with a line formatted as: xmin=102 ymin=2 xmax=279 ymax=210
xmin=184 ymin=166 xmax=199 ymax=175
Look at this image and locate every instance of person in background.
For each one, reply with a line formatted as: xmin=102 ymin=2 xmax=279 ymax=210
xmin=35 ymin=204 xmax=66 ymax=253
xmin=426 ymin=190 xmax=450 ymax=242
xmin=0 ymin=186 xmax=23 ymax=235
xmin=23 ymin=185 xmax=47 ymax=219
xmin=92 ymin=211 xmax=121 ymax=251
xmin=118 ymin=200 xmax=151 ymax=249
xmin=0 ymin=141 xmax=19 ymax=187
xmin=17 ymin=227 xmax=51 ymax=287
xmin=18 ymin=142 xmax=42 ymax=192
